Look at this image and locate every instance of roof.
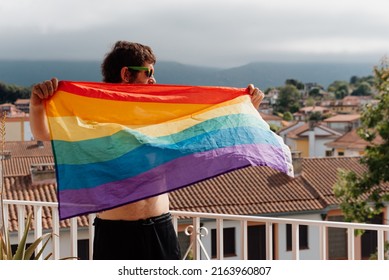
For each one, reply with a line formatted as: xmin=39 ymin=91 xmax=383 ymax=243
xmin=3 ymin=141 xmax=389 ymax=231
xmin=299 ymin=106 xmax=329 ymax=113
xmin=170 ymin=166 xmax=325 ymax=215
xmin=323 ymin=114 xmax=360 ymax=123
xmin=301 ymin=157 xmax=367 ymax=205
xmin=342 ymin=95 xmax=373 ymax=105
xmin=286 ymin=123 xmax=341 ymax=139
xmin=0 ymin=104 xmax=28 ymax=117
xmin=326 ymin=129 xmax=383 ymax=150
xmin=260 ymin=112 xmax=283 ymax=121
xmin=2 ymin=141 xmax=54 ymax=176
xmin=14 ymin=99 xmax=30 ymax=105
xmin=277 ymin=121 xmax=303 ymax=134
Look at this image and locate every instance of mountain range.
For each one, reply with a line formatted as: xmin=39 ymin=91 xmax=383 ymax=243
xmin=0 ymin=60 xmax=377 ymax=90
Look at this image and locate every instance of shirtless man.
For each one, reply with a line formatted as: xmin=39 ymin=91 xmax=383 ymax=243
xmin=30 ymin=40 xmax=264 ymax=260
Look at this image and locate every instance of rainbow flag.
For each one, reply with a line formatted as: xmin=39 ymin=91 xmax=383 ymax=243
xmin=45 ymin=81 xmax=293 ymax=219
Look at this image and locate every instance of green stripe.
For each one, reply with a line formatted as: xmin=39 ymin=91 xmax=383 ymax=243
xmin=52 ymin=113 xmax=269 ymax=165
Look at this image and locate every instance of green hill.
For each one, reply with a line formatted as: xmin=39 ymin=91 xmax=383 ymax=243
xmin=0 ymin=60 xmax=375 ymax=90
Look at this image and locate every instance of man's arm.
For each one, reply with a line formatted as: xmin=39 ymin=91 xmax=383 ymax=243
xmin=29 ymin=78 xmax=58 ymax=141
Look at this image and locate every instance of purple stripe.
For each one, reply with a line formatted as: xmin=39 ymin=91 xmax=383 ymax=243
xmin=58 ymin=144 xmax=288 ymax=219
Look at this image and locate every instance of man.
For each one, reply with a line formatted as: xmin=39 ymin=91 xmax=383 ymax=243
xmin=30 ymin=40 xmax=264 ymax=260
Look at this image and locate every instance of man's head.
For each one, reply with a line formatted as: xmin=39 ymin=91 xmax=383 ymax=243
xmin=101 ymin=41 xmax=156 ymax=84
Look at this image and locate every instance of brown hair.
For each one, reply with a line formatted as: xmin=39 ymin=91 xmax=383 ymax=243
xmin=101 ymin=41 xmax=156 ymax=83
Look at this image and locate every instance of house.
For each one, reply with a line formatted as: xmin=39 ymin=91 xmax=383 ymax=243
xmin=258 ymin=89 xmax=278 ymax=115
xmin=325 ymin=128 xmax=383 ymax=157
xmin=14 ymin=98 xmax=30 ymax=114
xmin=283 ymin=122 xmax=342 ymax=157
xmin=259 ymin=112 xmax=284 ymax=129
xmin=0 ymin=103 xmax=32 ymax=141
xmin=322 ymin=114 xmax=361 ymax=134
xmin=3 ymin=141 xmax=388 ymax=260
xmin=321 ymin=95 xmax=378 ymax=115
xmin=277 ymin=121 xmax=305 ymax=143
xmin=293 ymin=106 xmax=332 ymax=121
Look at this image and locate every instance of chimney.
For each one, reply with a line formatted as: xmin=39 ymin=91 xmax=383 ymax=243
xmin=291 ymin=150 xmax=302 ymax=177
xmin=30 ymin=163 xmax=56 ymax=184
xmin=37 ymin=140 xmax=44 ymax=148
xmin=0 ymin=150 xmax=11 ymax=160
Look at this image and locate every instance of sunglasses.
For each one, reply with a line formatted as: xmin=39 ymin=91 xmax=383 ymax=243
xmin=127 ymin=66 xmax=154 ymax=78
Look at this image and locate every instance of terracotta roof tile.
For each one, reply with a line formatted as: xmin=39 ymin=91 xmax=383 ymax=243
xmin=3 ymin=141 xmax=53 ymax=158
xmin=326 ymin=129 xmax=383 ymax=150
xmin=170 ymin=166 xmax=325 ymax=215
xmin=301 ymin=157 xmax=369 ymax=205
xmin=323 ymin=114 xmax=360 ymax=122
xmin=260 ymin=113 xmax=282 ymax=121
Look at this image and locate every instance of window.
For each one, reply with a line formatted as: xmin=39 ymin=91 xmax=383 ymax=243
xmin=11 ymin=243 xmax=35 ymax=259
xmin=178 ymin=231 xmax=191 ymax=260
xmin=361 ymin=214 xmax=383 ymax=259
xmin=211 ymin=227 xmax=236 ymax=258
xmin=77 ymin=239 xmax=90 ymax=260
xmin=328 ymin=216 xmax=347 ymax=259
xmin=286 ymin=224 xmax=308 ymax=251
xmin=325 ymin=150 xmax=333 ymax=157
xmin=248 ymin=225 xmax=266 ymax=260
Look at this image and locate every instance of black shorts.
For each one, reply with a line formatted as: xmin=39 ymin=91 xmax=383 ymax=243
xmin=92 ymin=213 xmax=181 ymax=260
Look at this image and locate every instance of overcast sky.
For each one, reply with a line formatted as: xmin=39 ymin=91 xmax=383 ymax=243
xmin=1 ymin=0 xmax=388 ymax=68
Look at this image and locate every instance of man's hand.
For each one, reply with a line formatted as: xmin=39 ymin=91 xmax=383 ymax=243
xmin=30 ymin=78 xmax=59 ymax=106
xmin=247 ymin=84 xmax=264 ymax=109
xmin=30 ymin=77 xmax=59 ymax=141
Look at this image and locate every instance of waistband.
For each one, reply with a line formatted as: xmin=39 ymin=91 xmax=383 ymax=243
xmin=94 ymin=212 xmax=172 ymax=226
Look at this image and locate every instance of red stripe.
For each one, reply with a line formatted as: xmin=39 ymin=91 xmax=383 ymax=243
xmin=58 ymin=81 xmax=248 ymax=104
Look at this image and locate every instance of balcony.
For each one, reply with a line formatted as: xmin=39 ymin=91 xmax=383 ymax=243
xmin=3 ymin=199 xmax=389 ymax=260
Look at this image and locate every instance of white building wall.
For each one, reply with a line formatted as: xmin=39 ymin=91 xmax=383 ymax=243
xmin=314 ymin=138 xmax=337 ymax=157
xmin=24 ymin=121 xmax=33 ymax=141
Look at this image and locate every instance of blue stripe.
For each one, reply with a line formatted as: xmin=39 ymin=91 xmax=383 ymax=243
xmin=56 ymin=126 xmax=280 ymax=191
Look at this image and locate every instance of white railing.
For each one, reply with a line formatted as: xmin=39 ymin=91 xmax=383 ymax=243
xmin=3 ymin=199 xmax=389 ymax=260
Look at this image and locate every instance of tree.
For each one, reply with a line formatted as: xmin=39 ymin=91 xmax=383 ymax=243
xmin=308 ymin=87 xmax=321 ymax=98
xmin=351 ymin=81 xmax=373 ymax=96
xmin=304 ymin=97 xmax=314 ymax=107
xmin=275 ymin=85 xmax=301 ymax=114
xmin=0 ymin=82 xmax=31 ymax=104
xmin=328 ymin=80 xmax=348 ymax=92
xmin=335 ymin=85 xmax=349 ymax=99
xmin=334 ymin=60 xmax=389 ymax=223
xmin=283 ymin=111 xmax=293 ymax=121
xmin=349 ymin=75 xmax=360 ymax=85
xmin=285 ymin=79 xmax=304 ymax=90
xmin=328 ymin=80 xmax=350 ymax=99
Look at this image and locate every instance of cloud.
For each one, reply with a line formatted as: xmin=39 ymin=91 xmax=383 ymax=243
xmin=0 ymin=0 xmax=388 ymax=67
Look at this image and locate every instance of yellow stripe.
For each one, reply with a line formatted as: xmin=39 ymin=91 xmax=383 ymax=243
xmin=45 ymin=90 xmax=210 ymax=124
xmin=48 ymin=96 xmax=257 ymax=141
